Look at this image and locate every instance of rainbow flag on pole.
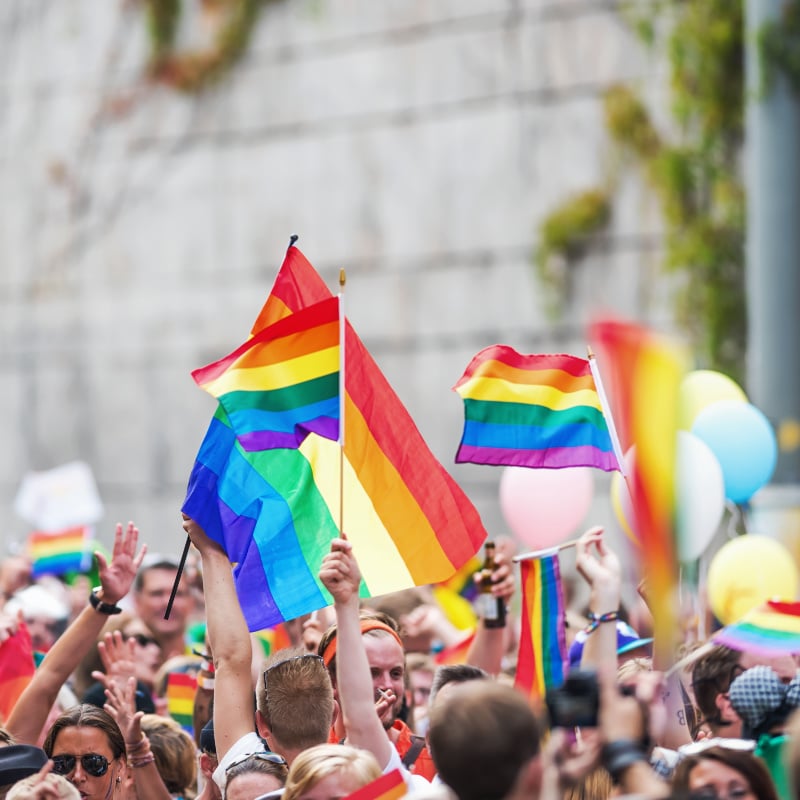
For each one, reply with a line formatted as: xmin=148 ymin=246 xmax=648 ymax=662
xmin=192 ymin=297 xmax=341 ymax=452
xmin=342 ymin=768 xmax=406 ymax=800
xmin=514 ymin=552 xmax=568 ymax=701
xmin=28 ymin=526 xmax=92 ymax=577
xmin=713 ymin=600 xmax=800 ymax=656
xmin=182 ymin=243 xmax=487 ymax=631
xmin=453 ymin=347 xmax=618 ymax=471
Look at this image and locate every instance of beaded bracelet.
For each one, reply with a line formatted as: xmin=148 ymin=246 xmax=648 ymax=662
xmin=130 ymin=754 xmax=156 ymax=768
xmin=584 ymin=610 xmax=619 ymax=634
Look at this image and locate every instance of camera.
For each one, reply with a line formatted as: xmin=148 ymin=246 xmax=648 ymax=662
xmin=545 ymin=669 xmax=599 ymax=729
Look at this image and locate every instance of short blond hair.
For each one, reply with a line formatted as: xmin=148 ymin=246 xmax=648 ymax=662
xmin=140 ymin=714 xmax=197 ymax=797
xmin=6 ymin=774 xmax=80 ymax=799
xmin=282 ymin=744 xmax=381 ymax=800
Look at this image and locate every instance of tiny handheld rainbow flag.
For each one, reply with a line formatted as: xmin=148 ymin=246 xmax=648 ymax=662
xmin=514 ymin=552 xmax=567 ymax=701
xmin=342 ymin=768 xmax=406 ymax=800
xmin=166 ymin=672 xmax=197 ymax=734
xmin=192 ymin=296 xmax=341 ymax=452
xmin=453 ymin=347 xmax=618 ymax=471
xmin=713 ymin=600 xmax=800 ymax=657
xmin=28 ymin=526 xmax=92 ymax=577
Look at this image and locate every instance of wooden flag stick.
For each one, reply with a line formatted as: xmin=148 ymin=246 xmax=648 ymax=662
xmin=513 ymin=538 xmax=580 ymax=563
xmin=164 ymin=535 xmax=191 ymax=620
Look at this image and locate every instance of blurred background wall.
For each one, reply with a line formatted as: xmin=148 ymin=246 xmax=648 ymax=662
xmin=0 ymin=1 xmax=674 ymax=556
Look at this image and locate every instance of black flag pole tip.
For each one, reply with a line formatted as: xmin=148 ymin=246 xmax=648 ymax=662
xmin=164 ymin=535 xmax=192 ymax=620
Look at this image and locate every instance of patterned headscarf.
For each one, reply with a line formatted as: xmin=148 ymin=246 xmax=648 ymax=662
xmin=728 ymin=665 xmax=800 ymax=739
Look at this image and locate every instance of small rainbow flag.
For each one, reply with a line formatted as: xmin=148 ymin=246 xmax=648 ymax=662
xmin=28 ymin=526 xmax=92 ymax=577
xmin=342 ymin=768 xmax=406 ymax=800
xmin=713 ymin=600 xmax=800 ymax=656
xmin=166 ymin=672 xmax=197 ymax=734
xmin=453 ymin=347 xmax=618 ymax=471
xmin=0 ymin=622 xmax=35 ymax=723
xmin=434 ymin=629 xmax=476 ymax=666
xmin=514 ymin=552 xmax=567 ymax=701
xmin=183 ymin=243 xmax=486 ymax=632
xmin=193 ymin=297 xmax=341 ymax=452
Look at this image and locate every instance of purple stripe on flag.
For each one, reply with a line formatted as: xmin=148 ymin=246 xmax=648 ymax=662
xmin=455 ymin=444 xmax=618 ymax=471
xmin=238 ymin=417 xmax=339 ymax=452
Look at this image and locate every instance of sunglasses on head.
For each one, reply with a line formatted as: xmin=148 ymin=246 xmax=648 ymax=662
xmin=52 ymin=753 xmax=111 ymax=777
xmin=225 ymin=751 xmax=288 ymax=775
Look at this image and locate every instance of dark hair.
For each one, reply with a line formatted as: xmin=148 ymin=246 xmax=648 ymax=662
xmin=430 ymin=664 xmax=489 ymax=706
xmin=43 ymin=705 xmax=125 ymax=763
xmin=671 ymin=747 xmax=780 ymax=800
xmin=690 ymin=645 xmax=743 ymax=729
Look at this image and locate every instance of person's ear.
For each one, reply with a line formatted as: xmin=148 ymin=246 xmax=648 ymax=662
xmin=331 ymin=698 xmax=340 ymax=729
xmin=199 ymin=752 xmax=217 ymax=781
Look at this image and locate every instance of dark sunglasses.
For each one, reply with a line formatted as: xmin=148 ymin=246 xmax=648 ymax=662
xmin=52 ymin=753 xmax=111 ymax=777
xmin=128 ymin=632 xmax=159 ymax=648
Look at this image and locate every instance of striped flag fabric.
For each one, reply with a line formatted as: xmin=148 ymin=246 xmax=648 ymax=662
xmin=713 ymin=600 xmax=800 ymax=657
xmin=434 ymin=629 xmax=476 ymax=666
xmin=453 ymin=347 xmax=618 ymax=471
xmin=166 ymin=672 xmax=197 ymax=734
xmin=28 ymin=526 xmax=92 ymax=577
xmin=514 ymin=552 xmax=567 ymax=701
xmin=590 ymin=319 xmax=686 ymax=668
xmin=182 ymin=243 xmax=487 ymax=631
xmin=342 ymin=768 xmax=406 ymax=800
xmin=0 ymin=622 xmax=35 ymax=722
xmin=192 ymin=297 xmax=341 ymax=452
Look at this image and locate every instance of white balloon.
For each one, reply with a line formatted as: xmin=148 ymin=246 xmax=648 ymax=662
xmin=675 ymin=431 xmax=725 ymax=562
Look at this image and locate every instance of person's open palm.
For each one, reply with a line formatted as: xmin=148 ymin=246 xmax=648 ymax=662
xmin=96 ymin=522 xmax=146 ymax=604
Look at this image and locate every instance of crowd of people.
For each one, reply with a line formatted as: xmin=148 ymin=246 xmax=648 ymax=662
xmin=0 ymin=516 xmax=799 ymax=800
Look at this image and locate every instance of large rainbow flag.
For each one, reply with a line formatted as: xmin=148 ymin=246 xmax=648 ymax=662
xmin=183 ymin=243 xmax=487 ymax=631
xmin=192 ymin=297 xmax=341 ymax=451
xmin=453 ymin=347 xmax=618 ymax=471
xmin=713 ymin=600 xmax=800 ymax=657
xmin=514 ymin=552 xmax=567 ymax=702
xmin=590 ymin=319 xmax=686 ymax=668
xmin=0 ymin=622 xmax=35 ymax=723
xmin=28 ymin=526 xmax=92 ymax=578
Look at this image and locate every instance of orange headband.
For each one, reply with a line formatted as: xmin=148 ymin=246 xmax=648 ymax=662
xmin=321 ymin=620 xmax=403 ymax=667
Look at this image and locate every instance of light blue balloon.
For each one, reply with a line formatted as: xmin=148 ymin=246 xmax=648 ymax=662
xmin=691 ymin=400 xmax=778 ymax=504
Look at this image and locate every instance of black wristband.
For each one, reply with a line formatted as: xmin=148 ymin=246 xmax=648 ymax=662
xmin=90 ymin=587 xmax=122 ymax=615
xmin=601 ymin=739 xmax=647 ymax=784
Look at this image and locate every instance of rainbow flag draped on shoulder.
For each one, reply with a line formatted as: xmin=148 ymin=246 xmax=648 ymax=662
xmin=453 ymin=347 xmax=618 ymax=471
xmin=182 ymin=243 xmax=487 ymax=631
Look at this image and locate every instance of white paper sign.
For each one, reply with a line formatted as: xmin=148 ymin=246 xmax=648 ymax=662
xmin=14 ymin=461 xmax=104 ymax=532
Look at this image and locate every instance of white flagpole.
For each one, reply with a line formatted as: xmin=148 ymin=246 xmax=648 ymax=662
xmin=338 ymin=269 xmax=346 ymax=536
xmin=587 ymin=345 xmax=627 ymax=478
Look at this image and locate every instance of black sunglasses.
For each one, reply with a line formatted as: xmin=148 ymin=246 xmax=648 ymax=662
xmin=128 ymin=632 xmax=159 ymax=648
xmin=52 ymin=754 xmax=111 ymax=777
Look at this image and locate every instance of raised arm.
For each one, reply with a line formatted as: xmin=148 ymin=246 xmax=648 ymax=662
xmin=181 ymin=514 xmax=254 ymax=762
xmin=319 ymin=538 xmax=392 ymax=769
xmin=7 ymin=522 xmax=145 ymax=744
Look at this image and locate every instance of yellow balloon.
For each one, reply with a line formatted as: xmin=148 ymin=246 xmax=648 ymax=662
xmin=678 ymin=370 xmax=747 ymax=431
xmin=707 ymin=535 xmax=799 ymax=624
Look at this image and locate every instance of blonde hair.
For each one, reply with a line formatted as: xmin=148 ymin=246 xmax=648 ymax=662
xmin=282 ymin=744 xmax=381 ymax=800
xmin=6 ymin=774 xmax=80 ymax=799
xmin=140 ymin=714 xmax=197 ymax=798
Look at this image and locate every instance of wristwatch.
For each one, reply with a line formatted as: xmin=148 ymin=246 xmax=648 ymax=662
xmin=90 ymin=587 xmax=123 ymax=615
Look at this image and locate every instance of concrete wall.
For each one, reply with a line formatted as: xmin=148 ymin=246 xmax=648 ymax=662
xmin=0 ymin=0 xmax=671 ymax=558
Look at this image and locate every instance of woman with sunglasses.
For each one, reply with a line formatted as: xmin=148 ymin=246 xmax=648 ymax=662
xmin=43 ymin=705 xmax=129 ymax=800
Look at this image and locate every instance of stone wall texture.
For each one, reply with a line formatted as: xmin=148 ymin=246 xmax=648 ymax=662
xmin=0 ymin=1 xmax=673 ymax=557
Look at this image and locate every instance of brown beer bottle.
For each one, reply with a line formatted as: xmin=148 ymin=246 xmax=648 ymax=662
xmin=476 ymin=541 xmax=506 ymax=628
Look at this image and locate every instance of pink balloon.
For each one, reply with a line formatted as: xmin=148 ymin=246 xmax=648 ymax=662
xmin=499 ymin=466 xmax=594 ymax=549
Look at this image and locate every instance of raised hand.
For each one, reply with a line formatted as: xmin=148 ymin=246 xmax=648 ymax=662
xmin=96 ymin=522 xmax=146 ymax=604
xmin=102 ymin=674 xmax=143 ymax=746
xmin=181 ymin=514 xmax=225 ymax=557
xmin=94 ymin=630 xmax=138 ymax=689
xmin=319 ymin=538 xmax=361 ymax=607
